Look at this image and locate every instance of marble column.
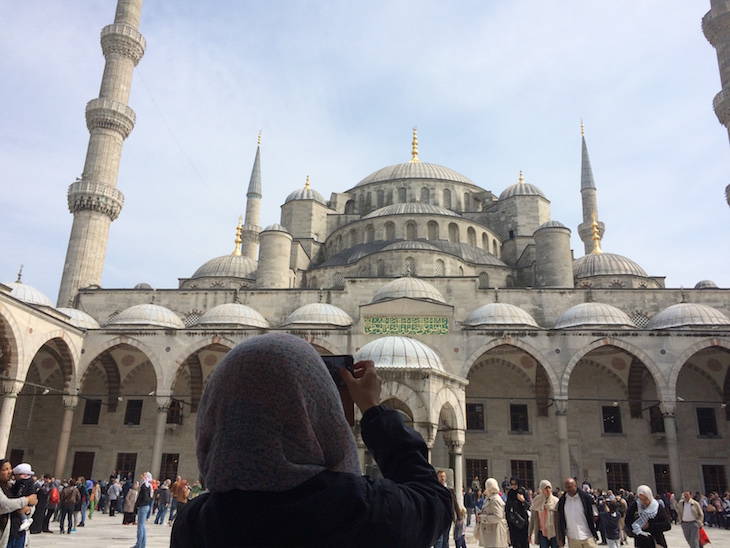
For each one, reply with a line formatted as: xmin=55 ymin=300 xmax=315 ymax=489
xmin=554 ymin=398 xmax=571 ymax=482
xmin=0 ymin=381 xmax=21 ymax=458
xmin=54 ymin=395 xmax=78 ymax=479
xmin=150 ymin=397 xmax=171 ymax=480
xmin=444 ymin=429 xmax=466 ymax=507
xmin=661 ymin=401 xmax=683 ymax=496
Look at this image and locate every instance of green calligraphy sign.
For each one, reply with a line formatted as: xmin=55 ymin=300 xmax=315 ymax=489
xmin=363 ymin=317 xmax=448 ymax=335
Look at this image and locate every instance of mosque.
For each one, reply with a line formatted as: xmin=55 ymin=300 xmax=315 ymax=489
xmin=1 ymin=0 xmax=729 ymax=499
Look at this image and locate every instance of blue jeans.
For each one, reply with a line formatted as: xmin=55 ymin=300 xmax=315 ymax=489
xmin=80 ymin=500 xmax=88 ymax=524
xmin=135 ymin=503 xmax=151 ymax=548
xmin=60 ymin=506 xmax=74 ymax=532
xmin=168 ymin=498 xmax=178 ymax=522
xmin=7 ymin=533 xmax=25 ymax=548
xmin=434 ymin=521 xmax=452 ymax=548
xmin=539 ymin=530 xmax=559 ymax=548
xmin=155 ymin=504 xmax=168 ymax=524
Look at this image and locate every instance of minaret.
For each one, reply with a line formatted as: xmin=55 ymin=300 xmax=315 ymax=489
xmin=577 ymin=121 xmax=605 ymax=254
xmin=702 ymin=2 xmax=730 ymax=206
xmin=57 ymin=0 xmax=145 ymax=306
xmin=240 ymin=133 xmax=262 ymax=260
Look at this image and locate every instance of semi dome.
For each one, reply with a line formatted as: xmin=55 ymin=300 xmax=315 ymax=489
xmin=363 ymin=203 xmax=461 ymax=219
xmin=464 ymin=303 xmax=539 ymax=328
xmin=197 ymin=303 xmax=269 ymax=328
xmin=6 ymin=282 xmax=54 ymax=307
xmin=554 ymin=302 xmax=634 ymax=329
xmin=191 ymin=254 xmax=257 ymax=280
xmin=498 ymin=173 xmax=546 ymax=200
xmin=109 ymin=304 xmax=184 ymax=329
xmin=381 ymin=241 xmax=440 ymax=252
xmin=355 ymin=162 xmax=476 ymax=188
xmin=372 ymin=277 xmax=445 ymax=304
xmin=573 ymin=252 xmax=648 ymax=279
xmin=285 ymin=180 xmax=327 ymax=205
xmin=648 ymin=303 xmax=730 ymax=329
xmin=57 ymin=308 xmax=100 ymax=329
xmin=282 ymin=303 xmax=353 ymax=327
xmin=354 ymin=336 xmax=444 ymax=370
xmin=695 ymin=279 xmax=719 ymax=289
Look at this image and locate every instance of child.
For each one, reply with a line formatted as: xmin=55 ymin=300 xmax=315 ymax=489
xmin=599 ymin=499 xmax=621 ymax=548
xmin=454 ymin=506 xmax=467 ymax=548
xmin=12 ymin=463 xmax=37 ymax=532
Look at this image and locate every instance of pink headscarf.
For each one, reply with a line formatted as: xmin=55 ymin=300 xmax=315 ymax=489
xmin=196 ymin=333 xmax=361 ymax=492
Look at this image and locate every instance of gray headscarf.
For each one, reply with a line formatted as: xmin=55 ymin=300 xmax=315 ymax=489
xmin=196 ymin=333 xmax=361 ymax=492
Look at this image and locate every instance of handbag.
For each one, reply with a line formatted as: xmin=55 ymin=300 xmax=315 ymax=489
xmin=699 ymin=526 xmax=711 ymax=546
xmin=508 ymin=506 xmax=527 ymax=529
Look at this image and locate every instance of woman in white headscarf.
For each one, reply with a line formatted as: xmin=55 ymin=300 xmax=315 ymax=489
xmin=170 ymin=332 xmax=452 ymax=547
xmin=528 ymin=479 xmax=559 ymax=548
xmin=475 ymin=478 xmax=508 ymax=547
xmin=626 ymin=485 xmax=670 ymax=548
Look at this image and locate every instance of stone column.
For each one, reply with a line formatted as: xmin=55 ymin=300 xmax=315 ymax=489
xmin=150 ymin=397 xmax=171 ymax=480
xmin=0 ymin=382 xmax=21 ymax=458
xmin=661 ymin=401 xmax=683 ymax=496
xmin=555 ymin=398 xmax=571 ymax=482
xmin=54 ymin=395 xmax=79 ymax=479
xmin=444 ymin=429 xmax=466 ymax=507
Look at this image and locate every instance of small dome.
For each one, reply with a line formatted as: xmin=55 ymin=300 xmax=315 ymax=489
xmin=57 ymin=308 xmax=100 ymax=329
xmin=363 ymin=203 xmax=461 ymax=219
xmin=648 ymin=303 xmax=730 ymax=329
xmin=498 ymin=174 xmax=546 ymax=200
xmin=573 ymin=252 xmax=648 ymax=279
xmin=282 ymin=303 xmax=353 ymax=327
xmin=6 ymin=283 xmax=53 ymax=307
xmin=537 ymin=220 xmax=568 ymax=230
xmin=285 ymin=185 xmax=327 ymax=206
xmin=381 ymin=241 xmax=440 ymax=252
xmin=555 ymin=302 xmax=634 ymax=329
xmin=464 ymin=303 xmax=539 ymax=328
xmin=134 ymin=283 xmax=152 ymax=290
xmin=355 ymin=162 xmax=476 ymax=188
xmin=262 ymin=223 xmax=290 ymax=234
xmin=695 ymin=279 xmax=719 ymax=289
xmin=191 ymin=254 xmax=257 ymax=280
xmin=354 ymin=336 xmax=444 ymax=371
xmin=197 ymin=303 xmax=269 ymax=328
xmin=109 ymin=304 xmax=184 ymax=329
xmin=372 ymin=277 xmax=445 ymax=304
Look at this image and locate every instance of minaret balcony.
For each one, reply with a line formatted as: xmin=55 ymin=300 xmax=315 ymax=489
xmin=101 ymin=23 xmax=146 ymax=65
xmin=85 ymin=98 xmax=136 ymax=139
xmin=67 ymin=180 xmax=125 ymax=220
xmin=703 ymin=4 xmax=730 ymax=47
xmin=713 ymin=87 xmax=730 ymax=127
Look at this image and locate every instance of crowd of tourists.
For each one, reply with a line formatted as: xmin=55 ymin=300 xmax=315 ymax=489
xmin=0 ymin=462 xmax=202 ymax=548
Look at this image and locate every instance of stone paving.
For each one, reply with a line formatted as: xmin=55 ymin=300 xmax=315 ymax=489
xmin=23 ymin=511 xmax=730 ymax=547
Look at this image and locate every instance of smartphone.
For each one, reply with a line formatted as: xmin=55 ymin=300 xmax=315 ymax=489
xmin=321 ymin=355 xmax=355 ymax=426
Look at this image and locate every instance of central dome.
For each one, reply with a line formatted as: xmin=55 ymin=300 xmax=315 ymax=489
xmin=191 ymin=254 xmax=257 ymax=280
xmin=573 ymin=252 xmax=648 ymax=279
xmin=355 ymin=162 xmax=476 ymax=187
xmin=363 ymin=203 xmax=460 ymax=219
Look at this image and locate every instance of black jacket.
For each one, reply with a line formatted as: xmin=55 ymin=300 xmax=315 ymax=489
xmin=171 ymin=405 xmax=452 ymax=547
xmin=557 ymin=490 xmax=598 ymax=544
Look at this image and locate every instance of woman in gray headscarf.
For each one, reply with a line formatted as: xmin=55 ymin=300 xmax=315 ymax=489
xmin=528 ymin=479 xmax=559 ymax=548
xmin=171 ymin=332 xmax=452 ymax=547
xmin=475 ymin=478 xmax=508 ymax=547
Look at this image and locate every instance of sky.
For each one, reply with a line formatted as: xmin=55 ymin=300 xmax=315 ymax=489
xmin=1 ymin=1 xmax=729 ymax=303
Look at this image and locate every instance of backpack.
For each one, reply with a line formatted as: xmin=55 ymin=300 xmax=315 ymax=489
xmin=49 ymin=487 xmax=60 ymax=505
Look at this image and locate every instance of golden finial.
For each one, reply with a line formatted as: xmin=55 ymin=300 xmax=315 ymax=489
xmin=410 ymin=126 xmax=420 ymax=163
xmin=16 ymin=264 xmax=23 ymax=283
xmin=519 ymin=170 xmax=524 ymax=184
xmin=590 ymin=212 xmax=603 ymax=254
xmin=233 ymin=215 xmax=243 ymax=256
xmin=305 ymin=175 xmax=310 ymax=189
xmin=257 ymin=131 xmax=262 ymax=146
xmin=581 ymin=119 xmax=585 ymax=137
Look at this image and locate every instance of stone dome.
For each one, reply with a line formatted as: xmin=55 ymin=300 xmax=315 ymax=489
xmin=537 ymin=220 xmax=568 ymax=230
xmin=355 ymin=162 xmax=476 ymax=188
xmin=648 ymin=303 xmax=730 ymax=329
xmin=498 ymin=175 xmax=546 ymax=200
xmin=554 ymin=302 xmax=635 ymax=329
xmin=372 ymin=277 xmax=445 ymax=304
xmin=262 ymin=223 xmax=290 ymax=234
xmin=381 ymin=241 xmax=440 ymax=252
xmin=191 ymin=254 xmax=257 ymax=280
xmin=573 ymin=252 xmax=648 ymax=279
xmin=57 ymin=308 xmax=100 ymax=329
xmin=695 ymin=279 xmax=719 ymax=289
xmin=6 ymin=282 xmax=54 ymax=307
xmin=109 ymin=304 xmax=184 ymax=329
xmin=285 ymin=184 xmax=327 ymax=206
xmin=354 ymin=336 xmax=444 ymax=370
xmin=282 ymin=303 xmax=353 ymax=327
xmin=363 ymin=203 xmax=461 ymax=219
xmin=197 ymin=303 xmax=269 ymax=328
xmin=134 ymin=282 xmax=153 ymax=290
xmin=464 ymin=303 xmax=539 ymax=328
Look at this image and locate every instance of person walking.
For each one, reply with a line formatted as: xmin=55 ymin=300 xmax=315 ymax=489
xmin=506 ymin=476 xmax=530 ymax=548
xmin=529 ymin=479 xmax=560 ymax=548
xmin=474 ymin=477 xmax=508 ymax=548
xmin=59 ymin=479 xmax=79 ymax=533
xmin=155 ymin=479 xmax=171 ymax=524
xmin=557 ymin=477 xmax=598 ymax=548
xmin=465 ymin=487 xmax=475 ymax=527
xmin=134 ymin=472 xmax=154 ymax=548
xmin=678 ymin=490 xmax=703 ymax=548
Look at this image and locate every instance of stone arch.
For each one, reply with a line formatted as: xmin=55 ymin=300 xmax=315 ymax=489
xmin=561 ymin=338 xmax=664 ymax=400
xmin=467 ymin=227 xmax=477 ymax=247
xmin=344 ymin=200 xmax=355 ymax=214
xmin=81 ymin=352 xmax=122 ymax=412
xmin=173 ymin=341 xmax=233 ymax=412
xmin=380 ymin=381 xmax=428 ymax=426
xmin=0 ymin=307 xmax=22 ymax=378
xmin=667 ymin=338 xmax=730 ymax=394
xmin=365 ymin=224 xmax=375 ymax=243
xmin=432 ymin=385 xmax=465 ymax=430
xmin=29 ymin=335 xmax=76 ymax=391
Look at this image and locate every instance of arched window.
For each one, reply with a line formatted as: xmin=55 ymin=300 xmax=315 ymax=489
xmin=478 ymin=272 xmax=489 ymax=289
xmin=492 ymin=239 xmax=499 ymax=257
xmin=405 ymin=257 xmax=416 ymax=276
xmin=349 ymin=229 xmax=358 ymax=247
xmin=309 ymin=276 xmax=318 ymax=289
xmin=365 ymin=225 xmax=375 ymax=243
xmin=333 ymin=272 xmax=345 ymax=289
xmin=443 ymin=189 xmax=451 ymax=209
xmin=448 ymin=223 xmax=460 ymax=243
xmin=406 ymin=221 xmax=417 ymax=240
xmin=421 ymin=187 xmax=430 ymax=204
xmin=345 ymin=200 xmax=355 ymax=214
xmin=467 ymin=227 xmax=476 ymax=247
xmin=377 ymin=190 xmax=385 ymax=208
xmin=336 ymin=235 xmax=343 ymax=253
xmin=365 ymin=192 xmax=372 ymax=213
xmin=377 ymin=260 xmax=385 ymax=276
xmin=385 ymin=222 xmax=396 ymax=240
xmin=482 ymin=233 xmax=489 ymax=250
xmin=427 ymin=221 xmax=439 ymax=241
xmin=506 ymin=275 xmax=514 ymax=288
xmin=398 ymin=188 xmax=407 ymax=203
xmin=464 ymin=192 xmax=471 ymax=212
xmin=435 ymin=259 xmax=445 ymax=277
xmin=458 ymin=266 xmax=464 ymax=277
xmin=358 ymin=194 xmax=365 ymax=213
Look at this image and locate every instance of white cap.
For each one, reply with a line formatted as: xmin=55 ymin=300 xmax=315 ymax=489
xmin=12 ymin=463 xmax=34 ymax=476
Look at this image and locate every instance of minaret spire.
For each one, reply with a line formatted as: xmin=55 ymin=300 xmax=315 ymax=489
xmin=577 ymin=121 xmax=605 ymax=254
xmin=233 ymin=216 xmax=243 ymax=256
xmin=241 ymin=133 xmax=263 ymax=260
xmin=57 ymin=0 xmax=146 ymax=306
xmin=409 ymin=127 xmax=420 ymax=163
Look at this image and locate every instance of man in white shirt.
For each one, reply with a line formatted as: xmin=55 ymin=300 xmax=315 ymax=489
xmin=677 ymin=490 xmax=703 ymax=548
xmin=557 ymin=478 xmax=598 ymax=548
